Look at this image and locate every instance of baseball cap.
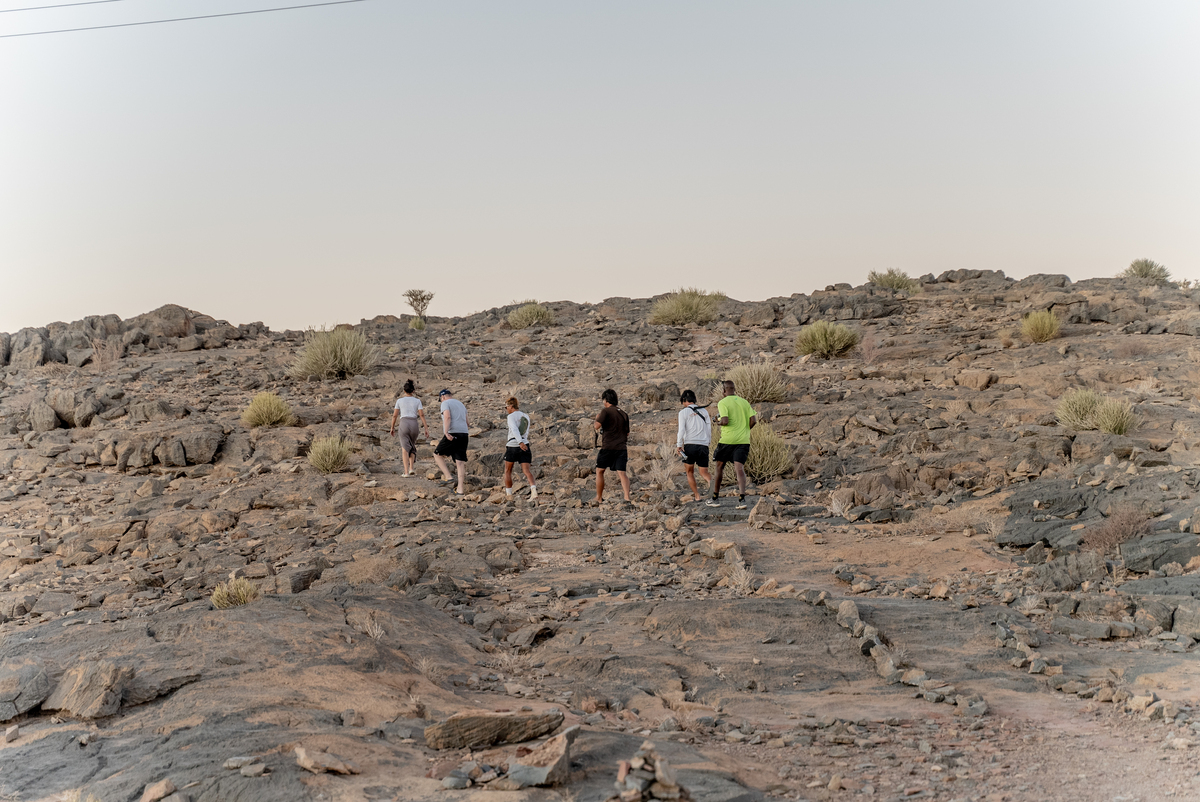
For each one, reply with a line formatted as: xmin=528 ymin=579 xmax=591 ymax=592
xmin=438 ymin=388 xmax=452 ymax=397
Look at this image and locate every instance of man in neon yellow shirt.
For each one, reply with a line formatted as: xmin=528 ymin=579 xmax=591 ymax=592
xmin=707 ymin=380 xmax=756 ymax=508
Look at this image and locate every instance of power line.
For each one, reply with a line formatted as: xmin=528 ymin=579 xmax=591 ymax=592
xmin=0 ymin=0 xmax=370 ymax=38
xmin=1 ymin=0 xmax=131 ymax=14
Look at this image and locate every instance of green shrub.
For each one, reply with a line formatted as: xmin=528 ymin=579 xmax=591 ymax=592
xmin=867 ymin=268 xmax=918 ymax=293
xmin=1121 ymin=258 xmax=1171 ymax=285
xmin=1021 ymin=310 xmax=1061 ymax=343
xmin=1056 ymin=388 xmax=1102 ymax=430
xmin=308 ymin=435 xmax=352 ymax=473
xmin=649 ymin=287 xmax=726 ymax=325
xmin=241 ymin=392 xmax=296 ymax=428
xmin=1093 ymin=399 xmax=1140 ymax=435
xmin=408 ymin=316 xmax=426 ymax=331
xmin=288 ymin=327 xmax=380 ymax=380
xmin=211 ymin=577 xmax=261 ymax=609
xmin=795 ymin=320 xmax=860 ymax=359
xmin=508 ymin=301 xmax=555 ymax=330
xmin=746 ymin=424 xmax=794 ymax=483
xmin=728 ymin=361 xmax=787 ymax=403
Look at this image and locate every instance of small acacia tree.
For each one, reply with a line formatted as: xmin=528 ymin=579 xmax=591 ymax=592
xmin=404 ymin=289 xmax=435 ymax=322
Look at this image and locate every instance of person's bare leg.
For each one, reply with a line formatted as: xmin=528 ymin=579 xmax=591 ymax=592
xmin=520 ymin=464 xmax=535 ymax=487
xmin=595 ymin=468 xmax=605 ymax=502
xmin=685 ymin=465 xmax=700 ymax=501
xmin=618 ymin=471 xmax=631 ymax=501
xmin=404 ymin=449 xmax=415 ymax=476
xmin=504 ymin=463 xmax=514 ymax=490
xmin=734 ymin=463 xmax=748 ymax=497
xmin=455 ymin=461 xmax=466 ymax=495
xmin=434 ymin=453 xmax=453 ymax=482
xmin=712 ymin=461 xmax=725 ymax=497
xmin=699 ymin=466 xmax=712 ymax=488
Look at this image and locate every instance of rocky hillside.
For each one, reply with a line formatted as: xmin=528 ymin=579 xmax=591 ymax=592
xmin=3 ymin=270 xmax=1200 ymax=802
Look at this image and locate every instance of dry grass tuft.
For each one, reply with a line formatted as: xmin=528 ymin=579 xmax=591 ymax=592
xmin=1084 ymin=506 xmax=1151 ymax=554
xmin=289 ymin=326 xmax=380 ymax=380
xmin=211 ymin=577 xmax=261 ymax=609
xmin=649 ymin=287 xmax=726 ymax=326
xmin=1093 ymin=399 xmax=1140 ymax=435
xmin=746 ymin=424 xmax=793 ymax=483
xmin=1021 ymin=310 xmax=1061 ymax=343
xmin=795 ymin=320 xmax=860 ymax=359
xmin=508 ymin=301 xmax=555 ymax=330
xmin=867 ymin=268 xmax=919 ymax=292
xmin=728 ymin=360 xmax=787 ymax=403
xmin=344 ymin=555 xmax=396 ymax=585
xmin=643 ymin=439 xmax=678 ymax=490
xmin=308 ymin=435 xmax=352 ymax=474
xmin=1056 ymin=388 xmax=1102 ymax=430
xmin=241 ymin=391 xmax=297 ymax=428
xmin=408 ymin=316 xmax=426 ymax=331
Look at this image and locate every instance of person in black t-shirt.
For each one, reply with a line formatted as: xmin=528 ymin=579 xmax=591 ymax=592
xmin=593 ymin=388 xmax=631 ymax=503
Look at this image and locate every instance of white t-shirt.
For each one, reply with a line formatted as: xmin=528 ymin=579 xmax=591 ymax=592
xmin=394 ymin=396 xmax=423 ymax=419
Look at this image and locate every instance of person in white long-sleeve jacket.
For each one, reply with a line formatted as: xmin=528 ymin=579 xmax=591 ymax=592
xmin=503 ymin=396 xmax=538 ymax=500
xmin=675 ymin=389 xmax=713 ymax=502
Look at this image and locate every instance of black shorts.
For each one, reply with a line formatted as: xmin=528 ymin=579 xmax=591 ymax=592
xmin=596 ymin=448 xmax=628 ymax=472
xmin=713 ymin=443 xmax=750 ymax=465
xmin=434 ymin=433 xmax=469 ymax=462
xmin=681 ymin=444 xmax=710 ymax=468
xmin=504 ymin=445 xmax=532 ymax=465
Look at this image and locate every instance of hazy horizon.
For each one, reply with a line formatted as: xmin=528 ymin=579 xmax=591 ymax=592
xmin=3 ymin=1 xmax=1197 ymax=334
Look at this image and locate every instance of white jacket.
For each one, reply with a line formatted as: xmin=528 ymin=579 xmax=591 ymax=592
xmin=506 ymin=410 xmax=531 ymax=447
xmin=676 ymin=405 xmax=712 ymax=448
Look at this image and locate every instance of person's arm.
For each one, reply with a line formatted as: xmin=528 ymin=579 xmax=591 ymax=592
xmin=443 ymin=408 xmax=453 ymax=439
xmin=593 ymin=410 xmax=603 ymax=432
xmin=749 ymin=415 xmax=757 ymax=430
xmin=390 ymin=408 xmax=399 ymax=435
xmin=676 ymin=410 xmax=686 ymax=452
xmin=418 ymin=407 xmax=428 ymax=437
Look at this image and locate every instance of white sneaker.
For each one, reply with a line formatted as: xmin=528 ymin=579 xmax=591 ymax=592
xmin=530 ymin=487 xmax=538 ymax=500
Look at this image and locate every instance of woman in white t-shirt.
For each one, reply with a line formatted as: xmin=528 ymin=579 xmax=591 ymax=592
xmin=389 ymin=379 xmax=429 ymax=477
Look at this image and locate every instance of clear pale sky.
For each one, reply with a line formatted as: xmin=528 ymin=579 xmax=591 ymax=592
xmin=2 ymin=1 xmax=1197 ymax=333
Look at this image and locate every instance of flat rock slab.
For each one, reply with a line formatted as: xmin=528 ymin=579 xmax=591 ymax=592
xmin=425 ymin=710 xmax=565 ymax=750
xmin=43 ymin=660 xmax=134 ymax=719
xmin=0 ymin=662 xmax=52 ymax=722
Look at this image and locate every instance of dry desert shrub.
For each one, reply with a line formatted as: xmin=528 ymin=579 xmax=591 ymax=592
xmin=944 ymin=399 xmax=971 ymax=417
xmin=408 ymin=316 xmax=426 ymax=331
xmin=241 ymin=391 xmax=296 ymax=428
xmin=90 ymin=336 xmax=124 ymax=368
xmin=728 ymin=360 xmax=787 ymax=403
xmin=344 ymin=555 xmax=396 ymax=585
xmin=508 ymin=301 xmax=554 ymax=330
xmin=1111 ymin=340 xmax=1151 ymax=360
xmin=746 ymin=423 xmax=793 ymax=483
xmin=308 ymin=435 xmax=352 ymax=474
xmin=643 ymin=439 xmax=678 ymax=490
xmin=867 ymin=268 xmax=918 ymax=292
xmin=289 ymin=326 xmax=380 ymax=380
xmin=1082 ymin=506 xmax=1150 ymax=554
xmin=1021 ymin=310 xmax=1061 ymax=343
xmin=1056 ymin=388 xmax=1102 ymax=430
xmin=723 ymin=562 xmax=755 ymax=595
xmin=795 ymin=320 xmax=860 ymax=359
xmin=1093 ymin=398 xmax=1140 ymax=435
xmin=1121 ymin=258 xmax=1171 ymax=285
xmin=649 ymin=287 xmax=726 ymax=325
xmin=857 ymin=335 xmax=885 ymax=365
xmin=211 ymin=577 xmax=261 ymax=609
xmin=403 ymin=288 xmax=434 ymax=321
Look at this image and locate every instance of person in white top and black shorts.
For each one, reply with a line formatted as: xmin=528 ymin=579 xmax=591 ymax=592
xmin=503 ymin=397 xmax=538 ymax=501
xmin=389 ymin=379 xmax=429 ymax=477
xmin=675 ymin=389 xmax=713 ymax=502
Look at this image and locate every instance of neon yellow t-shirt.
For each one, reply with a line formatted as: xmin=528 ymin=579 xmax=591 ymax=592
xmin=717 ymin=395 xmax=756 ymax=445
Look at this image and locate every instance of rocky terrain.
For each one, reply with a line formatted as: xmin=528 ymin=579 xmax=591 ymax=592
xmin=4 ymin=270 xmax=1200 ymax=802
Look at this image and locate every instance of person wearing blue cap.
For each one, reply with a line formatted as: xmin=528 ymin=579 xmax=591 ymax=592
xmin=433 ymin=388 xmax=469 ymax=495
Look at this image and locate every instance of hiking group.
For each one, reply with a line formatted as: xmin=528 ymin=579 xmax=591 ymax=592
xmin=389 ymin=380 xmax=756 ymax=508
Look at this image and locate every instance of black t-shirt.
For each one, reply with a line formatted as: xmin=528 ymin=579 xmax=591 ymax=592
xmin=595 ymin=406 xmax=629 ymax=451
